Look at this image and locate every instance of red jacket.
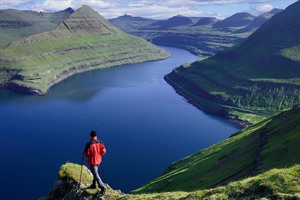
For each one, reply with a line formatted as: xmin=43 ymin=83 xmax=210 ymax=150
xmin=83 ymin=136 xmax=106 ymax=166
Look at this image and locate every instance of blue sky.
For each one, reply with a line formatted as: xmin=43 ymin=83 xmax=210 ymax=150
xmin=0 ymin=0 xmax=297 ymax=19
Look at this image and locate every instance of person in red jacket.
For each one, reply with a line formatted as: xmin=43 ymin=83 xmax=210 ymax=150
xmin=83 ymin=130 xmax=106 ymax=195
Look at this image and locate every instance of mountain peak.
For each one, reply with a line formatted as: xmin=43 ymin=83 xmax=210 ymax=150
xmin=62 ymin=7 xmax=74 ymax=14
xmin=73 ymin=4 xmax=104 ymax=19
xmin=150 ymin=15 xmax=192 ymax=28
xmin=55 ymin=5 xmax=120 ymax=34
xmin=213 ymin=12 xmax=255 ymax=28
xmin=78 ymin=4 xmax=92 ymax=10
xmin=121 ymin=14 xmax=133 ymax=18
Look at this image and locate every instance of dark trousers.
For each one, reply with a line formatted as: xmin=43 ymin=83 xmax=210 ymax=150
xmin=90 ymin=165 xmax=104 ymax=187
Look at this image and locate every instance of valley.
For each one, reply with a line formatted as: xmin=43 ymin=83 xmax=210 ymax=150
xmin=0 ymin=1 xmax=299 ymax=199
xmin=0 ymin=5 xmax=170 ymax=95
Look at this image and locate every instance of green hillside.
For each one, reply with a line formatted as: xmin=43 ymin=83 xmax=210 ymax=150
xmin=44 ymin=163 xmax=300 ymax=199
xmin=44 ymin=105 xmax=300 ymax=199
xmin=0 ymin=5 xmax=170 ymax=95
xmin=127 ymin=165 xmax=300 ymax=199
xmin=165 ymin=1 xmax=300 ymax=124
xmin=0 ymin=8 xmax=73 ymax=48
xmin=133 ymin=105 xmax=300 ymax=193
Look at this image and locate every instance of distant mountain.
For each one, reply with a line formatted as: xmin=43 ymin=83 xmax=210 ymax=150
xmin=0 ymin=5 xmax=170 ymax=95
xmin=165 ymin=1 xmax=300 ymax=123
xmin=188 ymin=17 xmax=205 ymax=23
xmin=213 ymin=12 xmax=255 ymax=29
xmin=148 ymin=15 xmax=193 ymax=29
xmin=0 ymin=7 xmax=74 ymax=48
xmin=193 ymin=17 xmax=219 ymax=26
xmin=109 ymin=14 xmax=156 ymax=31
xmin=235 ymin=8 xmax=283 ymax=33
xmin=110 ymin=14 xmax=156 ymax=22
xmin=110 ymin=9 xmax=280 ymax=57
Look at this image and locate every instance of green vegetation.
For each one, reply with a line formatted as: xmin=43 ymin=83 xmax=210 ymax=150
xmin=46 ymin=161 xmax=300 ymax=199
xmin=125 ymin=165 xmax=300 ymax=199
xmin=133 ymin=105 xmax=300 ymax=193
xmin=0 ymin=8 xmax=73 ymax=48
xmin=165 ymin=1 xmax=300 ymax=124
xmin=110 ymin=10 xmax=280 ymax=57
xmin=58 ymin=162 xmax=93 ymax=186
xmin=0 ymin=5 xmax=170 ymax=95
xmin=44 ymin=106 xmax=300 ymax=199
xmin=44 ymin=163 xmax=125 ymax=200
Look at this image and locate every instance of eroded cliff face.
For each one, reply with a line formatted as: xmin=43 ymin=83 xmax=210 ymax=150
xmin=0 ymin=5 xmax=170 ymax=95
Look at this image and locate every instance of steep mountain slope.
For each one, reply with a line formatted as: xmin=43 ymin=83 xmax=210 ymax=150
xmin=134 ymin=105 xmax=300 ymax=193
xmin=0 ymin=5 xmax=170 ymax=95
xmin=165 ymin=1 xmax=300 ymax=123
xmin=44 ymin=107 xmax=300 ymax=199
xmin=235 ymin=8 xmax=283 ymax=33
xmin=213 ymin=12 xmax=255 ymax=29
xmin=0 ymin=8 xmax=74 ymax=48
xmin=129 ymin=165 xmax=300 ymax=199
xmin=48 ymin=164 xmax=300 ymax=200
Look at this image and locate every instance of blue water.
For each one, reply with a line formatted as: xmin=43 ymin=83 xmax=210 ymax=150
xmin=0 ymin=47 xmax=239 ymax=199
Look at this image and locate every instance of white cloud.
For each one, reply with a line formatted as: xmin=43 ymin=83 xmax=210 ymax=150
xmin=99 ymin=4 xmax=209 ymax=19
xmin=115 ymin=0 xmax=287 ymax=6
xmin=32 ymin=0 xmax=72 ymax=11
xmin=27 ymin=0 xmax=219 ymax=19
xmin=255 ymin=4 xmax=274 ymax=12
xmin=0 ymin=0 xmax=292 ymax=19
xmin=0 ymin=0 xmax=35 ymax=9
xmin=31 ymin=0 xmax=116 ymax=12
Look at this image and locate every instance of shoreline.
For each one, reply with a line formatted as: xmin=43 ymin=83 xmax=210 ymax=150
xmin=164 ymin=74 xmax=250 ymax=128
xmin=1 ymin=51 xmax=171 ymax=96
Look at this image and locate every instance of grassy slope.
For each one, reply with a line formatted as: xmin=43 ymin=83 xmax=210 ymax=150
xmin=127 ymin=165 xmax=300 ymax=200
xmin=0 ymin=8 xmax=73 ymax=48
xmin=45 ymin=160 xmax=300 ymax=199
xmin=133 ymin=105 xmax=300 ymax=193
xmin=44 ymin=106 xmax=300 ymax=199
xmin=0 ymin=6 xmax=170 ymax=95
xmin=165 ymin=1 xmax=300 ymax=124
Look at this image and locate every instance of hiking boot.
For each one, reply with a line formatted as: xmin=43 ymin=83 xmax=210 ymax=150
xmin=100 ymin=186 xmax=106 ymax=195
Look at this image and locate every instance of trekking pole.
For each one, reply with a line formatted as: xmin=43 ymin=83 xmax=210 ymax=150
xmin=79 ymin=154 xmax=84 ymax=186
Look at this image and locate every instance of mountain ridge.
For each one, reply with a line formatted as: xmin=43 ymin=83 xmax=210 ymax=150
xmin=0 ymin=7 xmax=73 ymax=48
xmin=164 ymin=0 xmax=300 ymax=124
xmin=0 ymin=5 xmax=170 ymax=95
xmin=110 ymin=10 xmax=279 ymax=57
xmin=213 ymin=12 xmax=255 ymax=29
xmin=234 ymin=8 xmax=283 ymax=33
xmin=148 ymin=15 xmax=193 ymax=29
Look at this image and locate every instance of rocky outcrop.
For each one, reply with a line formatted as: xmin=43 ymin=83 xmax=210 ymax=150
xmin=44 ymin=163 xmax=124 ymax=200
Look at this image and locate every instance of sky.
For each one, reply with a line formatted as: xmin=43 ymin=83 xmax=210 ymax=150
xmin=0 ymin=0 xmax=297 ymax=19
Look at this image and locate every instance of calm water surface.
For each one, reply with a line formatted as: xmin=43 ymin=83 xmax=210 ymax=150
xmin=0 ymin=47 xmax=239 ymax=199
